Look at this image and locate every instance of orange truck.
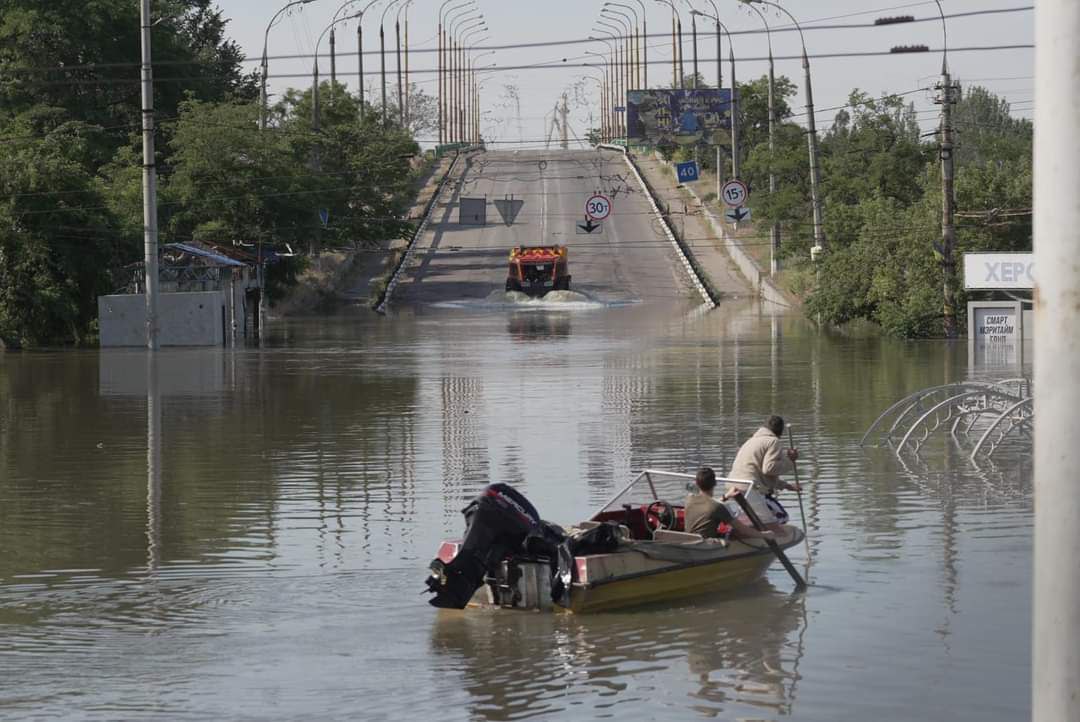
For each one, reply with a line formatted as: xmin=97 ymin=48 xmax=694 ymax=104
xmin=505 ymin=245 xmax=571 ymax=296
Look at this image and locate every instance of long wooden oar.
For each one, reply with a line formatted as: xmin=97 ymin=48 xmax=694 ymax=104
xmin=788 ymin=426 xmax=812 ymax=561
xmin=732 ymin=492 xmax=807 ymax=591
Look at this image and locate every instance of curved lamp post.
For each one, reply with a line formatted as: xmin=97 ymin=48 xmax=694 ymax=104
xmin=261 ymin=0 xmax=317 ymax=130
xmin=379 ymin=0 xmax=405 ymax=125
xmin=314 ymin=10 xmax=363 ymax=132
xmin=461 ymin=30 xmax=490 ymax=144
xmin=599 ymin=14 xmax=632 ymax=131
xmin=606 ymin=3 xmax=642 ymax=90
xmin=602 ymin=6 xmax=637 ymax=93
xmin=581 ymin=74 xmax=606 ymax=143
xmin=654 ymin=0 xmax=684 ymax=88
xmin=592 ymin=30 xmax=623 ymax=139
xmin=354 ymin=0 xmax=383 ymax=120
xmin=447 ymin=7 xmax=482 ymax=142
xmin=585 ymin=53 xmax=613 ymax=141
xmin=740 ymin=0 xmax=824 ymax=254
xmin=452 ymin=15 xmax=485 ymax=142
xmin=395 ymin=0 xmax=414 ymax=127
xmin=738 ymin=0 xmax=780 ymax=273
xmin=438 ymin=0 xmax=474 ymax=144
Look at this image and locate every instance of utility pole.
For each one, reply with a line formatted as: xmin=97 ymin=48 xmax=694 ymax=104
xmin=329 ymin=28 xmax=337 ymax=92
xmin=937 ymin=66 xmax=959 ymax=337
xmin=140 ymin=0 xmax=159 ymax=351
xmin=560 ymin=93 xmax=570 ymax=150
xmin=358 ymin=23 xmax=366 ymax=118
xmin=729 ymin=46 xmax=739 ymax=180
xmin=396 ymin=17 xmax=404 ymax=125
xmin=1034 ymin=4 xmax=1080 ymax=722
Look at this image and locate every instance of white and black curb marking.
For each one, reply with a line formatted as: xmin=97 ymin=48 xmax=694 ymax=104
xmin=375 ymin=150 xmax=469 ymax=314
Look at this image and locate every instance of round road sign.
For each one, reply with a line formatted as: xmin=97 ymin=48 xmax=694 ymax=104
xmin=720 ymin=179 xmax=749 ymax=208
xmin=585 ymin=194 xmax=612 ymax=221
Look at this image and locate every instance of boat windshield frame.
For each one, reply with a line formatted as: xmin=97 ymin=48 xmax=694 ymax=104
xmin=590 ymin=469 xmax=755 ymax=519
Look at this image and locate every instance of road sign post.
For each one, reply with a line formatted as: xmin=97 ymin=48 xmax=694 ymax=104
xmin=720 ymin=179 xmax=749 ymax=208
xmin=585 ymin=194 xmax=612 ymax=221
xmin=676 ymin=161 xmax=700 ymax=183
xmin=724 ymin=206 xmax=751 ymax=223
xmin=577 ymin=218 xmax=603 ymax=235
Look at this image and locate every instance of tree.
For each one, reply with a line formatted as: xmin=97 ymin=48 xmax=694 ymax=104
xmin=0 ymin=116 xmax=125 ymax=346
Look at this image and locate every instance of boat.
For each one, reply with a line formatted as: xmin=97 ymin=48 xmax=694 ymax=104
xmin=424 ymin=470 xmax=805 ymax=614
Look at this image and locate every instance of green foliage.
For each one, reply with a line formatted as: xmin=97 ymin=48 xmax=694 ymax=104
xmin=0 ymin=116 xmax=126 ymax=346
xmin=0 ymin=2 xmax=430 ymax=347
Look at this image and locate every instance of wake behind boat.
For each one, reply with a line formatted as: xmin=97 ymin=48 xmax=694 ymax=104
xmin=424 ymin=470 xmax=805 ymax=613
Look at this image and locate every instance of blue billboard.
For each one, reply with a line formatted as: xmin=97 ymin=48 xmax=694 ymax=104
xmin=626 ymin=88 xmax=733 ymax=146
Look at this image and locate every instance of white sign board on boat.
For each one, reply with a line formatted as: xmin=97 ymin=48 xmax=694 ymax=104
xmin=963 ymin=252 xmax=1035 ymax=290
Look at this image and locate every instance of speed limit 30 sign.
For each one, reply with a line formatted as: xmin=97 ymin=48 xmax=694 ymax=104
xmin=586 ymin=194 xmax=612 ymax=221
xmin=720 ymin=180 xmax=749 ymax=208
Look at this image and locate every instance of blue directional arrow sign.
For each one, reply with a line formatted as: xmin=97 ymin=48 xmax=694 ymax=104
xmin=676 ymin=160 xmax=700 ymax=183
xmin=319 ymin=208 xmax=330 ymax=228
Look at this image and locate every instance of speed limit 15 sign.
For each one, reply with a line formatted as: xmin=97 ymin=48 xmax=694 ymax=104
xmin=720 ymin=180 xmax=749 ymax=208
xmin=586 ymin=194 xmax=612 ymax=221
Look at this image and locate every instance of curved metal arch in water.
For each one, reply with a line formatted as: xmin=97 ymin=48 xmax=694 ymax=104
xmin=860 ymin=381 xmax=1025 ymax=449
xmin=969 ymin=397 xmax=1034 ymax=462
xmin=896 ymin=390 xmax=1015 ymax=456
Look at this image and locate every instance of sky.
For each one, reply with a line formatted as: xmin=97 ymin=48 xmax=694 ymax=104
xmin=212 ymin=0 xmax=1034 ymax=147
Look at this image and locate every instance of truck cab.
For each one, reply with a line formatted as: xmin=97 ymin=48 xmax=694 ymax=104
xmin=506 ymin=246 xmax=571 ymax=296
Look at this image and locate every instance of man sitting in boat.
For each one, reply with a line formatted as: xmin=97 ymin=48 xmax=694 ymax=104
xmin=687 ymin=467 xmax=774 ymax=541
xmin=724 ymin=416 xmax=801 ymax=530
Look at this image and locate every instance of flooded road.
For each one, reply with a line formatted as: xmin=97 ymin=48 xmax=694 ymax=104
xmin=391 ymin=150 xmax=723 ymax=308
xmin=0 ymin=300 xmax=1032 ymax=720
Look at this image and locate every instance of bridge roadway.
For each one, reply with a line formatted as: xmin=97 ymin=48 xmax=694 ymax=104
xmin=390 ymin=149 xmax=701 ymax=307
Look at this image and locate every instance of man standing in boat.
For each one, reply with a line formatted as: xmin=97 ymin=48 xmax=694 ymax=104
xmin=724 ymin=416 xmax=801 ymax=529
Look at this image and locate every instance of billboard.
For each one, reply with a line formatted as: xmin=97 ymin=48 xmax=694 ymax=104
xmin=626 ymin=88 xmax=733 ymax=146
xmin=963 ymin=252 xmax=1035 ymax=290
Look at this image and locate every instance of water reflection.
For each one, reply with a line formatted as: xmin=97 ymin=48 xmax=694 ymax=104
xmin=429 ymin=582 xmax=808 ymax=720
xmin=506 ymin=311 xmax=572 ymax=343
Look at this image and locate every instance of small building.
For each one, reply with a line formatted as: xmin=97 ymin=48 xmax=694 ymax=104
xmin=99 ymin=241 xmax=265 ymax=347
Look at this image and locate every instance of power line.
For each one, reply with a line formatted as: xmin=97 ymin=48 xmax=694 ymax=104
xmin=0 ymin=7 xmax=1033 ymax=76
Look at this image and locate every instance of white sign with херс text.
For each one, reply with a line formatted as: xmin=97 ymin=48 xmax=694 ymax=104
xmin=963 ymin=253 xmax=1035 ymax=290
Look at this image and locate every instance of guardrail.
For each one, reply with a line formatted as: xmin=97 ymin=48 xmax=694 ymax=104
xmin=678 ymin=180 xmax=793 ymax=308
xmin=598 ymin=143 xmax=718 ymax=308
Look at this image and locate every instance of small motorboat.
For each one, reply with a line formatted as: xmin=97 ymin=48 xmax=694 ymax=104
xmin=424 ymin=470 xmax=805 ymax=614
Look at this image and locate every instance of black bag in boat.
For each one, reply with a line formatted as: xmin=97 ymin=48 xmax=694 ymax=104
xmin=552 ymin=522 xmax=622 ymax=608
xmin=425 ymin=483 xmax=542 ymax=609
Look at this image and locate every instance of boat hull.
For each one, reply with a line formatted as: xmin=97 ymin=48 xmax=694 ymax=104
xmin=565 ymin=546 xmax=779 ymax=613
xmin=441 ymin=530 xmax=803 ymax=614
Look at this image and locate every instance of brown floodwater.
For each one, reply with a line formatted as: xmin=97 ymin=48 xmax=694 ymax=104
xmin=0 ymin=298 xmax=1032 ymax=720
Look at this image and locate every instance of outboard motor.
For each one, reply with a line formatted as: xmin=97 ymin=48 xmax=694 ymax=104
xmin=425 ymin=483 xmax=541 ymax=609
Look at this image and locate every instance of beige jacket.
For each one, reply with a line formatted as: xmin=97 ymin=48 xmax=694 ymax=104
xmin=728 ymin=427 xmax=792 ymax=495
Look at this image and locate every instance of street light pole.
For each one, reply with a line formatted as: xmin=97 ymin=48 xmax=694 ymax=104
xmin=396 ymin=1 xmax=412 ymax=126
xmin=261 ymin=0 xmax=316 ymax=131
xmin=452 ymin=15 xmax=484 ymax=141
xmin=379 ymin=0 xmax=403 ymax=125
xmin=586 ymin=52 xmax=612 ymax=141
xmin=355 ymin=0 xmax=382 ymax=122
xmin=447 ymin=5 xmax=481 ymax=142
xmin=314 ymin=11 xmax=363 ymax=132
xmin=741 ymin=0 xmax=779 ymax=273
xmin=594 ymin=31 xmax=622 ymax=140
xmin=744 ymin=0 xmax=824 ymax=254
xmin=140 ymin=0 xmax=159 ymax=350
xmin=599 ymin=15 xmax=631 ymax=135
